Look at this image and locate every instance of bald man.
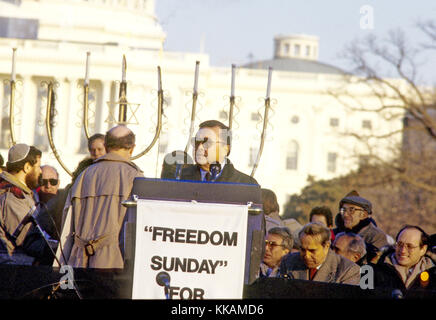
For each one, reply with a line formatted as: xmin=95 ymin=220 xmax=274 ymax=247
xmin=60 ymin=125 xmax=144 ymax=268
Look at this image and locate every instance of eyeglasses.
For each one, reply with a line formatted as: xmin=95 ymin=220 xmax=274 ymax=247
xmin=265 ymin=240 xmax=285 ymax=249
xmin=340 ymin=207 xmax=365 ymax=215
xmin=41 ymin=178 xmax=58 ymax=187
xmin=191 ymin=137 xmax=226 ymax=149
xmin=395 ymin=241 xmax=420 ymax=251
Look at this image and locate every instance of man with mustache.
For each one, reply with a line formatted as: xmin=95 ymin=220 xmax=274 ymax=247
xmin=0 ymin=143 xmax=51 ymax=265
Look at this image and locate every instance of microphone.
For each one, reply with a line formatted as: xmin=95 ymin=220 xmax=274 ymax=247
xmin=175 ymin=163 xmax=182 ymax=180
xmin=391 ymin=289 xmax=403 ymax=299
xmin=210 ymin=163 xmax=221 ymax=181
xmin=156 ymin=271 xmax=171 ymax=299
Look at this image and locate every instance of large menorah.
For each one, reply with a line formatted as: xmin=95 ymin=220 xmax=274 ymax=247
xmin=6 ymin=48 xmax=274 ymax=178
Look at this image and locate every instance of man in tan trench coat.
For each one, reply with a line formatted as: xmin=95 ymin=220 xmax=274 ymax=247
xmin=59 ymin=125 xmax=143 ymax=268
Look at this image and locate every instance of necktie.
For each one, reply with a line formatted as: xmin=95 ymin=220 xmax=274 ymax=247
xmin=205 ymin=172 xmax=211 ymax=181
xmin=309 ymin=268 xmax=317 ymax=280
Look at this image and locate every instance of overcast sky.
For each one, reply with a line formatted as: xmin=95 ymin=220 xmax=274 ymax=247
xmin=155 ymin=0 xmax=436 ymax=83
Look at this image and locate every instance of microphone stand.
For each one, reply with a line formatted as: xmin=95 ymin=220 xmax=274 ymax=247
xmin=29 ymin=204 xmax=83 ymax=299
xmin=156 ymin=271 xmax=171 ymax=300
xmin=175 ymin=163 xmax=182 ymax=180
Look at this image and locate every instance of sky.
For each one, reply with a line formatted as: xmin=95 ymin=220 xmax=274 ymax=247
xmin=155 ymin=0 xmax=436 ymax=84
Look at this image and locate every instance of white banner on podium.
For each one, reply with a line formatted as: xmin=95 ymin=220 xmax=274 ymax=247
xmin=132 ymin=199 xmax=249 ymax=300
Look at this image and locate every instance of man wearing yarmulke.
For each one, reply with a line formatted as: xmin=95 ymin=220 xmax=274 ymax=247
xmin=0 ymin=143 xmax=50 ymax=265
xmin=334 ymin=190 xmax=389 ymax=254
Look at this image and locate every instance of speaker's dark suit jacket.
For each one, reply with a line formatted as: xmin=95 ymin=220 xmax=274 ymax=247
xmin=279 ymin=249 xmax=361 ymax=285
xmin=180 ymin=160 xmax=259 ymax=185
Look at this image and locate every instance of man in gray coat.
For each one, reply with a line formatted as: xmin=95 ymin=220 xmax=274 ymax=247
xmin=279 ymin=222 xmax=361 ymax=285
xmin=334 ymin=192 xmax=389 ymax=255
xmin=59 ymin=125 xmax=143 ymax=269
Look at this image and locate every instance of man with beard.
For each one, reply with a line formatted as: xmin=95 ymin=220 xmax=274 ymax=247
xmin=180 ymin=120 xmax=258 ymax=185
xmin=0 ymin=144 xmax=52 ymax=265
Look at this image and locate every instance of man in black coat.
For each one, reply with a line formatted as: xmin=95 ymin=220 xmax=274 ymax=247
xmin=180 ymin=120 xmax=258 ymax=185
xmin=371 ymin=225 xmax=434 ymax=293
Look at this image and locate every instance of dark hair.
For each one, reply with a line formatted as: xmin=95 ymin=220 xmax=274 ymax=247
xmin=88 ymin=133 xmax=105 ymax=151
xmin=104 ymin=127 xmax=135 ymax=151
xmin=72 ymin=158 xmax=94 ymax=183
xmin=268 ymin=227 xmax=293 ymax=251
xmin=395 ymin=225 xmax=430 ymax=248
xmin=299 ymin=222 xmax=331 ymax=246
xmin=199 ymin=120 xmax=232 ymax=155
xmin=261 ymin=188 xmax=280 ymax=215
xmin=6 ymin=146 xmax=42 ymax=173
xmin=310 ymin=206 xmax=333 ymax=228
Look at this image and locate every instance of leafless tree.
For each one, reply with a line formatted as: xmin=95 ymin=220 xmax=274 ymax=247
xmin=324 ymin=20 xmax=436 ymax=234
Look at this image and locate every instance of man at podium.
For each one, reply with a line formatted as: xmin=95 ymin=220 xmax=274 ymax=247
xmin=180 ymin=120 xmax=258 ymax=185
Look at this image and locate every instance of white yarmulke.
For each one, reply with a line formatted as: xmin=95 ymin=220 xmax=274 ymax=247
xmin=7 ymin=143 xmax=30 ymax=164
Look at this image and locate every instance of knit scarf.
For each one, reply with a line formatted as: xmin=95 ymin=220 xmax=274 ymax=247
xmin=337 ymin=217 xmax=372 ymax=234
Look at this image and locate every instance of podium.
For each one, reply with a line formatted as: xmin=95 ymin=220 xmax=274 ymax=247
xmin=122 ymin=177 xmax=265 ymax=299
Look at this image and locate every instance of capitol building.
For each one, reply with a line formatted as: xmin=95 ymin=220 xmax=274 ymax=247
xmin=0 ymin=0 xmax=405 ymax=213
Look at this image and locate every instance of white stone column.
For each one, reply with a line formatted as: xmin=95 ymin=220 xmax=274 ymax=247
xmin=58 ymin=77 xmax=74 ymax=152
xmin=64 ymin=77 xmax=81 ymax=153
xmin=19 ymin=75 xmax=36 ymax=145
xmin=144 ymin=0 xmax=154 ymax=15
xmin=97 ymin=80 xmax=112 ymax=134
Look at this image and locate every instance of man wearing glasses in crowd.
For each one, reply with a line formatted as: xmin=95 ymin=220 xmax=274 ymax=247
xmin=335 ymin=192 xmax=389 ymax=253
xmin=372 ymin=225 xmax=434 ymax=292
xmin=259 ymin=227 xmax=293 ymax=277
xmin=37 ymin=165 xmax=60 ymax=204
xmin=35 ymin=165 xmax=62 ymax=243
xmin=180 ymin=120 xmax=258 ymax=185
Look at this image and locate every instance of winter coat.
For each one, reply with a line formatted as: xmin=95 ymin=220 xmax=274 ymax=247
xmin=0 ymin=172 xmax=39 ymax=264
xmin=334 ymin=217 xmax=389 ymax=250
xmin=372 ymin=249 xmax=435 ymax=292
xmin=180 ymin=160 xmax=258 ymax=185
xmin=59 ymin=153 xmax=143 ymax=268
xmin=279 ymin=249 xmax=361 ymax=285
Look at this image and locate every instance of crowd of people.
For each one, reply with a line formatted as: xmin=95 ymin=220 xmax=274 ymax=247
xmin=0 ymin=119 xmax=434 ymax=297
xmin=260 ymin=188 xmax=436 ymax=294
